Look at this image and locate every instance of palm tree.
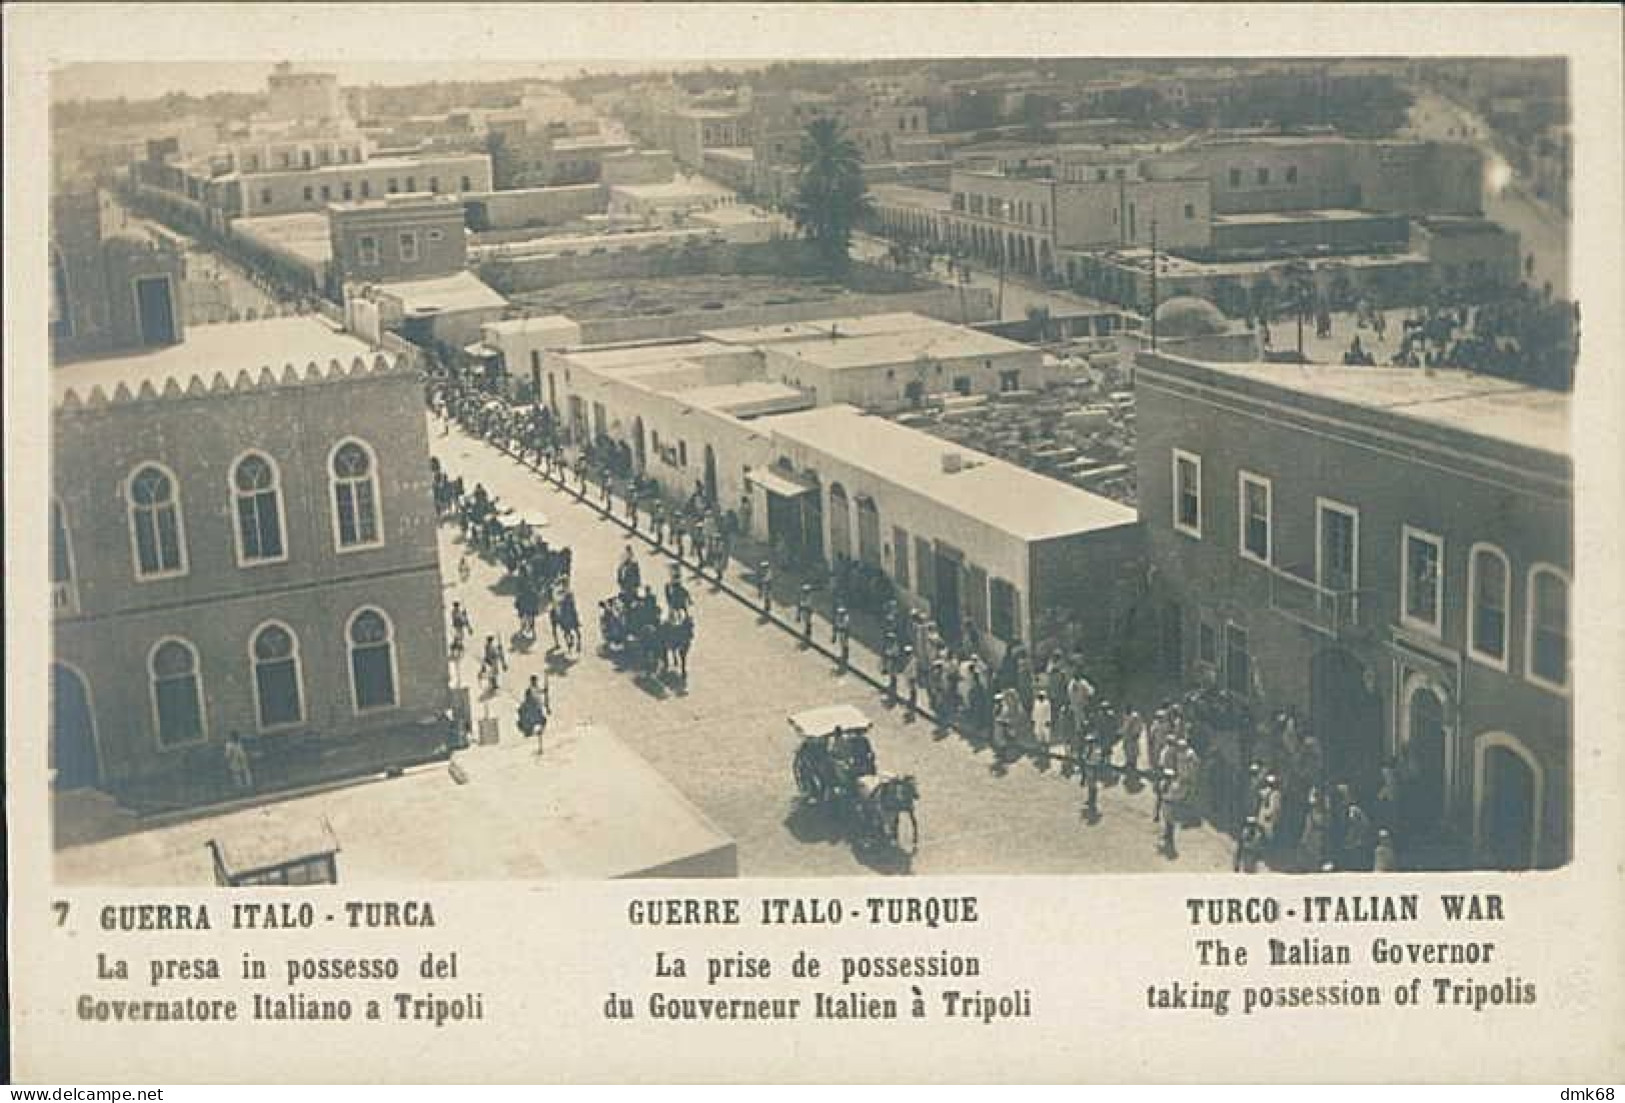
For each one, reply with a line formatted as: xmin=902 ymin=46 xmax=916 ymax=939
xmin=788 ymin=117 xmax=871 ymax=273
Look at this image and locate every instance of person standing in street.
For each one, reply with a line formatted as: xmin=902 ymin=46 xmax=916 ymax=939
xmin=1031 ymin=689 xmax=1053 ymax=752
xmin=757 ymin=561 xmax=774 ymax=616
xmin=833 ymin=606 xmax=852 ymax=670
xmin=795 ymin=585 xmax=815 ymax=642
xmin=901 ymin=646 xmax=919 ymax=720
xmin=479 ymin=635 xmax=507 ymax=695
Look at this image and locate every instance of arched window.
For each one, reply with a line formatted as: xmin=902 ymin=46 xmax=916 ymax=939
xmin=330 ymin=440 xmax=382 ymax=551
xmin=251 ymin=622 xmax=304 ymax=729
xmin=347 ymin=608 xmax=397 ymax=712
xmin=1468 ymin=544 xmax=1510 ymax=668
xmin=1526 ymin=565 xmax=1569 ymax=692
xmin=50 ymin=498 xmax=76 ymax=612
xmin=127 ymin=464 xmax=187 ymax=579
xmin=149 ymin=638 xmax=205 ymax=747
xmin=232 ymin=452 xmax=287 ymax=565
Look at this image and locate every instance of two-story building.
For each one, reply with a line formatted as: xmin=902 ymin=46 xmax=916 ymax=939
xmin=1134 ymin=349 xmax=1571 ymax=869
xmin=51 ymin=314 xmax=449 ymax=806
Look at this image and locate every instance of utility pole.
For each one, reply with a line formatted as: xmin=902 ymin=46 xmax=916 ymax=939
xmin=1149 ymin=218 xmax=1159 ymax=352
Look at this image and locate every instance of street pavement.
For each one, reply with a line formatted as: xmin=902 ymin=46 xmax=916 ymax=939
xmin=1404 ymin=89 xmax=1570 ymax=300
xmin=432 ymin=419 xmax=1235 ymax=877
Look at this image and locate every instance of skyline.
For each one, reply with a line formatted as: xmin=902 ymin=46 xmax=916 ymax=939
xmin=50 ymin=59 xmax=772 ymax=104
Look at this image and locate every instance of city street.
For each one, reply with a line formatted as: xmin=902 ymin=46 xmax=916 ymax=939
xmin=852 ymin=231 xmax=1124 ymax=323
xmin=432 ymin=420 xmax=1235 ymax=877
xmin=1404 ymin=88 xmax=1570 ymax=299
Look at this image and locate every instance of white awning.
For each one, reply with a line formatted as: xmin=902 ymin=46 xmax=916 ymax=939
xmin=747 ymin=467 xmax=815 ymax=499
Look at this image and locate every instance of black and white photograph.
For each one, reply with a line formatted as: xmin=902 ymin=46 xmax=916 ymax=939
xmin=42 ymin=46 xmax=1581 ymax=884
xmin=7 ymin=2 xmax=1622 ymax=1087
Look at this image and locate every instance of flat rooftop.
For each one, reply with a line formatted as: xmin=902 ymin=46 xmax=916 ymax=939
xmin=563 ymin=338 xmax=735 ymax=372
xmin=871 ymin=184 xmax=954 ymax=211
xmin=679 ymin=380 xmax=813 ymax=416
xmin=377 ymin=269 xmax=508 ymax=314
xmin=54 ymin=725 xmax=736 ymax=885
xmin=703 ymin=311 xmax=955 ymax=346
xmin=609 ymin=175 xmax=734 ymax=202
xmin=764 ymin=324 xmax=1031 ymax=373
xmin=767 ymin=405 xmax=1139 ymax=542
xmin=1212 ymin=207 xmax=1396 ymax=225
xmin=53 ymin=315 xmax=375 ymax=403
xmin=484 ymin=313 xmax=578 ymax=337
xmin=232 ymin=211 xmax=334 ymax=265
xmin=1140 ymin=353 xmax=1570 ymax=462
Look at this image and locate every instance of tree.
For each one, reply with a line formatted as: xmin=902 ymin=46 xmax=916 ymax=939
xmin=787 ymin=117 xmax=871 ymax=273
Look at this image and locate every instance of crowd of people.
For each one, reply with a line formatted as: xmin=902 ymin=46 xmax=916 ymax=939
xmin=427 ymin=369 xmax=1445 ymax=873
xmin=1323 ymin=286 xmax=1579 ymax=389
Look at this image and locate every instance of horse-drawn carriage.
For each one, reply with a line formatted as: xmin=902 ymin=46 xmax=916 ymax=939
xmin=598 ymin=595 xmax=693 ymax=676
xmin=789 ymin=705 xmax=918 ymax=854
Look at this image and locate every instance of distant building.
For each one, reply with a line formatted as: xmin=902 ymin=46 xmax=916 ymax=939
xmin=1134 ymin=349 xmax=1570 ymax=869
xmin=51 ymin=316 xmax=448 ymax=804
xmin=542 ymin=317 xmax=1137 ymax=660
xmin=328 ymin=193 xmax=469 ymax=289
xmin=266 ymin=62 xmax=345 ymax=125
xmin=126 ymin=66 xmax=493 ymax=233
xmin=51 ymin=190 xmax=186 ymax=360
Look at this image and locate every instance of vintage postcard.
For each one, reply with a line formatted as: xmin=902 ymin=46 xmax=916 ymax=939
xmin=6 ymin=2 xmax=1622 ymax=1084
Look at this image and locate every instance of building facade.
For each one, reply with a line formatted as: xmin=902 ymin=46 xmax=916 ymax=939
xmin=51 ymin=191 xmax=186 ymax=360
xmin=328 ymin=193 xmax=469 ymax=288
xmin=1134 ymin=349 xmax=1571 ymax=869
xmin=51 ymin=317 xmax=448 ymax=802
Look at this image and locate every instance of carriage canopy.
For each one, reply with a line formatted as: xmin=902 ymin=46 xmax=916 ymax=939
xmin=788 ymin=705 xmax=872 ymax=740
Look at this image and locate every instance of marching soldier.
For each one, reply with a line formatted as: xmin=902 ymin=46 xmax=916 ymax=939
xmin=795 ymin=584 xmax=815 ymax=641
xmin=756 ymin=561 xmax=774 ymax=615
xmin=1157 ymin=766 xmax=1186 ymax=858
xmin=1081 ymin=732 xmax=1103 ymax=821
xmin=833 ymin=606 xmax=852 ymax=670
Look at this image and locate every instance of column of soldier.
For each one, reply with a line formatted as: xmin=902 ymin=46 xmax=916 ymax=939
xmin=427 ymin=381 xmax=1407 ymax=871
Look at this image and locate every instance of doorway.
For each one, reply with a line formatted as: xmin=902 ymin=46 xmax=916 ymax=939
xmin=50 ymin=663 xmax=99 ymax=789
xmin=134 ymin=275 xmax=178 ymax=345
xmin=933 ymin=545 xmax=963 ymax=640
xmin=632 ymin=417 xmax=647 ymax=473
xmin=1311 ymin=648 xmax=1384 ymax=799
xmin=1404 ymin=683 xmax=1448 ymax=834
xmin=1477 ymin=736 xmax=1539 ymax=869
xmin=703 ymin=445 xmax=718 ymax=505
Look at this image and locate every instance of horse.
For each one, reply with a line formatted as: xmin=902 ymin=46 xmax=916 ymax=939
xmin=860 ymin=773 xmax=920 ymax=853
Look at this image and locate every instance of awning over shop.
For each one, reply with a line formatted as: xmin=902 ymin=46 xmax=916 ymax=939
xmin=747 ymin=467 xmax=816 ymax=499
xmin=463 ymin=342 xmax=501 ymax=359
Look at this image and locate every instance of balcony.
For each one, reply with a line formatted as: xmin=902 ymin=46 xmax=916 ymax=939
xmin=1268 ymin=563 xmax=1362 ymax=637
xmin=51 ymin=580 xmax=79 ymax=617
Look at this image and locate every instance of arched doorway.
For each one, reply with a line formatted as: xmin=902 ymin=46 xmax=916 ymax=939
xmin=855 ymin=495 xmax=881 ymax=568
xmin=1310 ymin=647 xmax=1384 ymax=799
xmin=703 ymin=444 xmax=718 ymax=505
xmin=51 ymin=663 xmax=98 ymax=789
xmin=1475 ymin=734 xmax=1541 ymax=869
xmin=632 ymin=417 xmax=646 ymax=473
xmin=1403 ymin=681 xmax=1448 ymax=835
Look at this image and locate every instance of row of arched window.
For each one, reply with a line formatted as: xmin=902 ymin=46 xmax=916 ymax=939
xmin=96 ymin=439 xmax=384 ymax=584
xmin=147 ymin=608 xmax=399 ymax=747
